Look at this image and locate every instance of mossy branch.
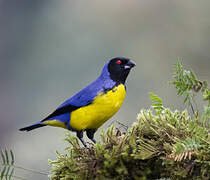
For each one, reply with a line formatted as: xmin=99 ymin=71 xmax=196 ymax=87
xmin=49 ymin=59 xmax=210 ymax=180
xmin=49 ymin=107 xmax=210 ymax=179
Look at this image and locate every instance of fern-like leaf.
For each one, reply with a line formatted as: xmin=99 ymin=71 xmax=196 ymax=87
xmin=170 ymin=59 xmax=210 ymax=117
xmin=149 ymin=92 xmax=164 ymax=115
xmin=0 ymin=149 xmax=14 ymax=180
xmin=167 ymin=138 xmax=200 ymax=162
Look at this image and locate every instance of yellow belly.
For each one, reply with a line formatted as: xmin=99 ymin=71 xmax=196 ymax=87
xmin=70 ymin=84 xmax=126 ymax=130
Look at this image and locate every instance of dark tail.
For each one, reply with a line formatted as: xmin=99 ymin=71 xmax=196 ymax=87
xmin=19 ymin=122 xmax=47 ymax=131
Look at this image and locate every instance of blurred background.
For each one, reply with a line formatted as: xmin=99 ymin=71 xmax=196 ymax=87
xmin=0 ymin=0 xmax=210 ymax=179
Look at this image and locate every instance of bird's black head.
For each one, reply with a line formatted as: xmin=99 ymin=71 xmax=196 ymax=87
xmin=107 ymin=57 xmax=136 ymax=84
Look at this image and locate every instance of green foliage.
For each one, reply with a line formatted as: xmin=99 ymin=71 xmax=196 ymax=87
xmin=0 ymin=149 xmax=14 ymax=180
xmin=170 ymin=59 xmax=210 ymax=114
xmin=49 ymin=108 xmax=210 ymax=179
xmin=203 ymin=89 xmax=210 ymax=106
xmin=49 ymin=59 xmax=210 ymax=180
xmin=149 ymin=92 xmax=164 ymax=115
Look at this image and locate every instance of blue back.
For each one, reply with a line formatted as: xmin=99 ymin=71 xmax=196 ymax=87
xmin=45 ymin=62 xmax=117 ymax=129
xmin=58 ymin=62 xmax=116 ymax=108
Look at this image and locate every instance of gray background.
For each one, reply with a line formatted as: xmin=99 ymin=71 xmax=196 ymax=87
xmin=0 ymin=0 xmax=210 ymax=179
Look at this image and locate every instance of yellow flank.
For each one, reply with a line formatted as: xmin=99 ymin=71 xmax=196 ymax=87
xmin=42 ymin=120 xmax=67 ymax=129
xmin=70 ymin=84 xmax=126 ymax=130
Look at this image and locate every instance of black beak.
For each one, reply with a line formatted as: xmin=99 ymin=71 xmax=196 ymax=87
xmin=125 ymin=60 xmax=136 ymax=69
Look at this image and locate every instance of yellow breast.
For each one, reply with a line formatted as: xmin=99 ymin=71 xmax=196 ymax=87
xmin=70 ymin=84 xmax=126 ymax=130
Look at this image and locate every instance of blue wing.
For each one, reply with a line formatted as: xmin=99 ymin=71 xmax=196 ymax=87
xmin=20 ymin=62 xmax=116 ymax=131
xmin=42 ymin=81 xmax=100 ymax=123
xmin=43 ymin=65 xmax=116 ymax=122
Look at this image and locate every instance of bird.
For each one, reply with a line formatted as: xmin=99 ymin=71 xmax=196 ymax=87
xmin=19 ymin=57 xmax=136 ymax=147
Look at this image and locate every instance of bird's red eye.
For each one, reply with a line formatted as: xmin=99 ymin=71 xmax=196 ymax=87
xmin=116 ymin=60 xmax=122 ymax=64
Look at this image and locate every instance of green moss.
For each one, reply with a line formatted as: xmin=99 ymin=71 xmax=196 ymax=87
xmin=49 ymin=60 xmax=210 ymax=179
xmin=49 ymin=108 xmax=210 ymax=180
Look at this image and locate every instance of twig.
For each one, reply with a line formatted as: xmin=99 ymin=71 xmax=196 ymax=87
xmin=116 ymin=121 xmax=128 ymax=131
xmin=2 ymin=175 xmax=27 ymax=180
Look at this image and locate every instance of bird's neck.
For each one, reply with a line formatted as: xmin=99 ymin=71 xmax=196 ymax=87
xmin=99 ymin=62 xmax=129 ymax=84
